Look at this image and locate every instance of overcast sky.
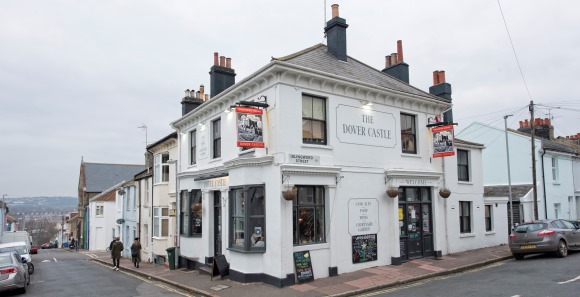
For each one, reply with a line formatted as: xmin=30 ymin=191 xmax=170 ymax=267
xmin=1 ymin=0 xmax=578 ymax=197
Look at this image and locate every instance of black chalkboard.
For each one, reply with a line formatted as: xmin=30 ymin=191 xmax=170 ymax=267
xmin=352 ymin=234 xmax=378 ymax=264
xmin=211 ymin=254 xmax=229 ymax=280
xmin=293 ymin=251 xmax=314 ymax=283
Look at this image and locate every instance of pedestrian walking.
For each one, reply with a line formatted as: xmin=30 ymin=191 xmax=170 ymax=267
xmin=130 ymin=238 xmax=142 ymax=268
xmin=111 ymin=237 xmax=123 ymax=271
xmin=70 ymin=238 xmax=76 ymax=250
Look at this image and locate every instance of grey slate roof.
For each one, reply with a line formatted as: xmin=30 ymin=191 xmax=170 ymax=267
xmin=274 ymin=44 xmax=448 ymax=102
xmin=541 ymin=139 xmax=580 ymax=155
xmin=84 ymin=163 xmax=145 ymax=193
xmin=484 ymin=184 xmax=533 ymax=201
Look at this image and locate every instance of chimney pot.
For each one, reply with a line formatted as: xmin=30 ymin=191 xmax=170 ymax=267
xmin=535 ymin=118 xmax=541 ymax=126
xmin=577 ymin=133 xmax=580 ymax=138
xmin=196 ymin=91 xmax=200 ymax=99
xmin=214 ymin=52 xmax=219 ymax=66
xmin=438 ymin=71 xmax=446 ymax=84
xmin=185 ymin=89 xmax=190 ymax=97
xmin=200 ymin=84 xmax=205 ymax=96
xmin=397 ymin=40 xmax=404 ymax=62
xmin=544 ymin=118 xmax=551 ymax=126
xmin=524 ymin=119 xmax=529 ymax=127
xmin=226 ymin=57 xmax=232 ymax=68
xmin=390 ymin=53 xmax=398 ymax=65
xmin=433 ymin=71 xmax=439 ymax=85
xmin=519 ymin=121 xmax=523 ymax=128
xmin=219 ymin=56 xmax=226 ymax=67
xmin=566 ymin=136 xmax=570 ymax=139
xmin=331 ymin=4 xmax=339 ymax=18
xmin=385 ymin=56 xmax=391 ymax=68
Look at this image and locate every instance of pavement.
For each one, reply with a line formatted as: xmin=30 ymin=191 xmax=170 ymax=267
xmin=77 ymin=245 xmax=512 ymax=297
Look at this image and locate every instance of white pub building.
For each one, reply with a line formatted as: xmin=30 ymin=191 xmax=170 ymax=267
xmin=171 ymin=5 xmax=507 ymax=287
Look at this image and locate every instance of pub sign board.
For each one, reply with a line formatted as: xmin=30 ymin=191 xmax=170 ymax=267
xmin=236 ymin=106 xmax=264 ymax=148
xmin=432 ymin=124 xmax=455 ymax=158
xmin=293 ymin=251 xmax=314 ymax=283
xmin=352 ymin=234 xmax=378 ymax=263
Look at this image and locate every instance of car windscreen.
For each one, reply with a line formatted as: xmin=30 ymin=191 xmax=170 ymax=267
xmin=0 ymin=254 xmax=14 ymax=265
xmin=515 ymin=223 xmax=546 ymax=233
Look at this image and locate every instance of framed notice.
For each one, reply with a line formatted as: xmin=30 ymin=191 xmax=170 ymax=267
xmin=352 ymin=234 xmax=378 ymax=264
xmin=236 ymin=107 xmax=264 ymax=148
xmin=293 ymin=251 xmax=314 ymax=283
xmin=432 ymin=125 xmax=455 ymax=158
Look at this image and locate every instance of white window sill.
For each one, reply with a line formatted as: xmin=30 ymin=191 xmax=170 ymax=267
xmin=552 ymin=182 xmax=560 ymax=186
xmin=152 ymin=237 xmax=168 ymax=241
xmin=459 ymin=233 xmax=475 ymax=238
xmin=293 ymin=242 xmax=330 ymax=252
xmin=187 ymin=164 xmax=197 ymax=170
xmin=209 ymin=157 xmax=222 ymax=163
xmin=154 ymin=182 xmax=169 ymax=186
xmin=458 ymin=181 xmax=473 ymax=185
xmin=401 ymin=153 xmax=421 ymax=158
xmin=301 ymin=144 xmax=333 ymax=150
xmin=485 ymin=231 xmax=495 ymax=235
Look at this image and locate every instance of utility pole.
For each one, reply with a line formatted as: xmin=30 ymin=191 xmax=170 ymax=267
xmin=530 ymin=100 xmax=539 ymax=220
xmin=504 ymin=115 xmax=514 ymax=231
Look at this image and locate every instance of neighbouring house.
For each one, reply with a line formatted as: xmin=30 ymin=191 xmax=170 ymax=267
xmin=458 ymin=119 xmax=580 ymax=223
xmin=65 ymin=212 xmax=78 ymax=244
xmin=168 ymin=4 xmax=505 ymax=287
xmin=88 ymin=182 xmax=122 ymax=251
xmin=77 ymin=158 xmax=145 ymax=249
xmin=135 ymin=166 xmax=153 ymax=263
xmin=118 ymin=179 xmax=140 ymax=257
xmin=145 ymin=132 xmax=178 ymax=266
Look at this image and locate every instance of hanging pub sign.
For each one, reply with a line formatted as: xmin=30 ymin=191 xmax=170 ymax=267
xmin=432 ymin=124 xmax=455 ymax=158
xmin=236 ymin=106 xmax=264 ymax=148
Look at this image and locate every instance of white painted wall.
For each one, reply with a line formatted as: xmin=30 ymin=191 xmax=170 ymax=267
xmin=89 ymin=200 xmax=115 ymax=251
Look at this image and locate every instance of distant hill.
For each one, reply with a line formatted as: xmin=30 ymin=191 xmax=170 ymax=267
xmin=5 ymin=196 xmax=78 ymax=215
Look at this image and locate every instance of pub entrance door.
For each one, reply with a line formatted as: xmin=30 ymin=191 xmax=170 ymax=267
xmin=213 ymin=191 xmax=222 ymax=256
xmin=398 ymin=187 xmax=433 ymax=261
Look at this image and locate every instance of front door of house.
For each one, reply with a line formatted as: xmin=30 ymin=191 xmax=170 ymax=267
xmin=213 ymin=191 xmax=222 ymax=256
xmin=399 ymin=187 xmax=433 ymax=261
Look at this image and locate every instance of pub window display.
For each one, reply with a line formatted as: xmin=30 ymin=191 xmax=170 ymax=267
xmin=229 ymin=185 xmax=266 ymax=252
xmin=180 ymin=190 xmax=202 ymax=237
xmin=293 ymin=186 xmax=326 ymax=245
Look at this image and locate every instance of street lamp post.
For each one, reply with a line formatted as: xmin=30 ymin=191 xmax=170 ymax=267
xmin=504 ymin=115 xmax=515 ymax=231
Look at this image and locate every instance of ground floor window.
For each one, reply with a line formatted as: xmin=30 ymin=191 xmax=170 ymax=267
xmin=180 ymin=190 xmax=202 ymax=236
xmin=459 ymin=201 xmax=471 ymax=233
xmin=484 ymin=205 xmax=492 ymax=232
xmin=293 ymin=186 xmax=326 ymax=245
xmin=229 ymin=185 xmax=265 ymax=252
xmin=153 ymin=207 xmax=169 ymax=237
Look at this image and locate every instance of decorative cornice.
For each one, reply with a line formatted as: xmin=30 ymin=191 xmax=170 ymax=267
xmin=281 ymin=164 xmax=342 ymax=176
xmin=385 ymin=168 xmax=442 ymax=179
xmin=224 ymin=156 xmax=274 ymax=169
xmin=178 ymin=165 xmax=228 ymax=179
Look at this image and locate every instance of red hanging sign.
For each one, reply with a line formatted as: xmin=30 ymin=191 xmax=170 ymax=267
xmin=432 ymin=125 xmax=455 ymax=158
xmin=236 ymin=107 xmax=265 ymax=148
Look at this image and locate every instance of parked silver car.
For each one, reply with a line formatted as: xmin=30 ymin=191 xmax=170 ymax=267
xmin=0 ymin=251 xmax=29 ymax=294
xmin=509 ymin=219 xmax=580 ymax=260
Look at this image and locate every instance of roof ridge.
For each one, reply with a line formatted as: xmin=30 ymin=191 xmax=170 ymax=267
xmin=85 ymin=162 xmax=144 ymax=167
xmin=272 ymin=43 xmax=325 ymax=61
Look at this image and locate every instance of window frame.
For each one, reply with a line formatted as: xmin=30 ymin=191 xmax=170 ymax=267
xmin=484 ymin=205 xmax=493 ymax=232
xmin=457 ymin=149 xmax=470 ymax=182
xmin=154 ymin=153 xmax=170 ymax=184
xmin=551 ymin=157 xmax=559 ymax=182
xmin=212 ymin=118 xmax=221 ymax=159
xmin=179 ymin=190 xmax=202 ymax=237
xmin=293 ymin=185 xmax=326 ymax=246
xmin=459 ymin=201 xmax=472 ymax=234
xmin=302 ymin=94 xmax=327 ymax=145
xmin=228 ymin=184 xmax=266 ymax=253
xmin=400 ymin=113 xmax=417 ymax=154
xmin=95 ymin=204 xmax=104 ymax=217
xmin=153 ymin=207 xmax=169 ymax=238
xmin=190 ymin=129 xmax=197 ymax=165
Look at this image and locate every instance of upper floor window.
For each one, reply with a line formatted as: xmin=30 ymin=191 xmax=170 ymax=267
xmin=484 ymin=205 xmax=492 ymax=232
xmin=144 ymin=179 xmax=150 ymax=204
xmin=96 ymin=205 xmax=104 ymax=216
xmin=302 ymin=94 xmax=326 ymax=144
xmin=212 ymin=119 xmax=221 ymax=158
xmin=190 ymin=130 xmax=197 ymax=165
xmin=457 ymin=149 xmax=470 ymax=182
xmin=401 ymin=113 xmax=416 ymax=154
xmin=229 ymin=185 xmax=265 ymax=252
xmin=293 ymin=186 xmax=326 ymax=245
xmin=551 ymin=157 xmax=559 ymax=182
xmin=154 ymin=153 xmax=169 ymax=184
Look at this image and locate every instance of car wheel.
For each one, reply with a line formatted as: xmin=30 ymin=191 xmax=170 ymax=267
xmin=556 ymin=240 xmax=568 ymax=258
xmin=512 ymin=253 xmax=525 ymax=260
xmin=28 ymin=263 xmax=34 ymax=275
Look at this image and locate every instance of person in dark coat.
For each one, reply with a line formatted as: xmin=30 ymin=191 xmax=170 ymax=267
xmin=130 ymin=238 xmax=142 ymax=268
xmin=111 ymin=237 xmax=124 ymax=271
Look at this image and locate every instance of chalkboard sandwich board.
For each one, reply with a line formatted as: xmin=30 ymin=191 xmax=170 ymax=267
xmin=293 ymin=251 xmax=314 ymax=283
xmin=211 ymin=254 xmax=230 ymax=280
xmin=352 ymin=234 xmax=378 ymax=264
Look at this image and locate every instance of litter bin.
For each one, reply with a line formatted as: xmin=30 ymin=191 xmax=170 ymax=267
xmin=63 ymin=242 xmax=69 ymax=248
xmin=166 ymin=247 xmax=176 ymax=270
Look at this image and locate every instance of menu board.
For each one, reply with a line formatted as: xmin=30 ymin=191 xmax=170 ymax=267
xmin=293 ymin=251 xmax=314 ymax=283
xmin=352 ymin=234 xmax=378 ymax=264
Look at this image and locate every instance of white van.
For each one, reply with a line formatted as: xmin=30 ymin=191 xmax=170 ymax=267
xmin=0 ymin=231 xmax=32 ymax=252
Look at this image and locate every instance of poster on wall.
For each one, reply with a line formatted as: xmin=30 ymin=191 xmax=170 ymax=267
xmin=236 ymin=106 xmax=264 ymax=148
xmin=352 ymin=234 xmax=378 ymax=264
xmin=293 ymin=251 xmax=314 ymax=283
xmin=432 ymin=124 xmax=455 ymax=158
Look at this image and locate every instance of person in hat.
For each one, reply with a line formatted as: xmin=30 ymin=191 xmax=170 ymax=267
xmin=130 ymin=238 xmax=142 ymax=268
xmin=111 ymin=237 xmax=124 ymax=271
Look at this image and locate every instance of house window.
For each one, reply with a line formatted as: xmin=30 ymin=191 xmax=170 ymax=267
xmin=293 ymin=186 xmax=326 ymax=245
xmin=180 ymin=190 xmax=202 ymax=236
xmin=551 ymin=157 xmax=558 ymax=182
xmin=190 ymin=130 xmax=197 ymax=165
xmin=145 ymin=179 xmax=150 ymax=205
xmin=212 ymin=119 xmax=221 ymax=158
xmin=131 ymin=186 xmax=136 ymax=211
xmin=457 ymin=149 xmax=470 ymax=182
xmin=554 ymin=203 xmax=561 ymax=218
xmin=484 ymin=205 xmax=492 ymax=232
xmin=153 ymin=207 xmax=169 ymax=237
xmin=459 ymin=201 xmax=471 ymax=233
xmin=229 ymin=185 xmax=265 ymax=252
xmin=96 ymin=205 xmax=104 ymax=216
xmin=401 ymin=113 xmax=416 ymax=154
xmin=154 ymin=153 xmax=170 ymax=183
xmin=302 ymin=94 xmax=326 ymax=144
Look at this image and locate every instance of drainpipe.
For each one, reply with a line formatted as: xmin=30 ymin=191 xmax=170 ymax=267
xmin=147 ymin=148 xmax=155 ymax=261
xmin=541 ymin=149 xmax=548 ymax=219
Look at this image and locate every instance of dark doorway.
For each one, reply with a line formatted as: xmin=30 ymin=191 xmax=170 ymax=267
xmin=398 ymin=187 xmax=433 ymax=261
xmin=213 ymin=191 xmax=222 ymax=256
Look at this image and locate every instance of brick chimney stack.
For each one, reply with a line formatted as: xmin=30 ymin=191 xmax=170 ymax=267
xmin=429 ymin=70 xmax=453 ymax=123
xmin=210 ymin=52 xmax=236 ymax=97
xmin=181 ymin=87 xmax=205 ymax=116
xmin=325 ymin=4 xmax=349 ymax=62
xmin=517 ymin=117 xmax=554 ymax=139
xmin=382 ymin=40 xmax=410 ymax=83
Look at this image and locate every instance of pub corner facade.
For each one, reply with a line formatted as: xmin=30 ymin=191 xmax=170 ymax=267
xmin=170 ymin=5 xmax=507 ymax=287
